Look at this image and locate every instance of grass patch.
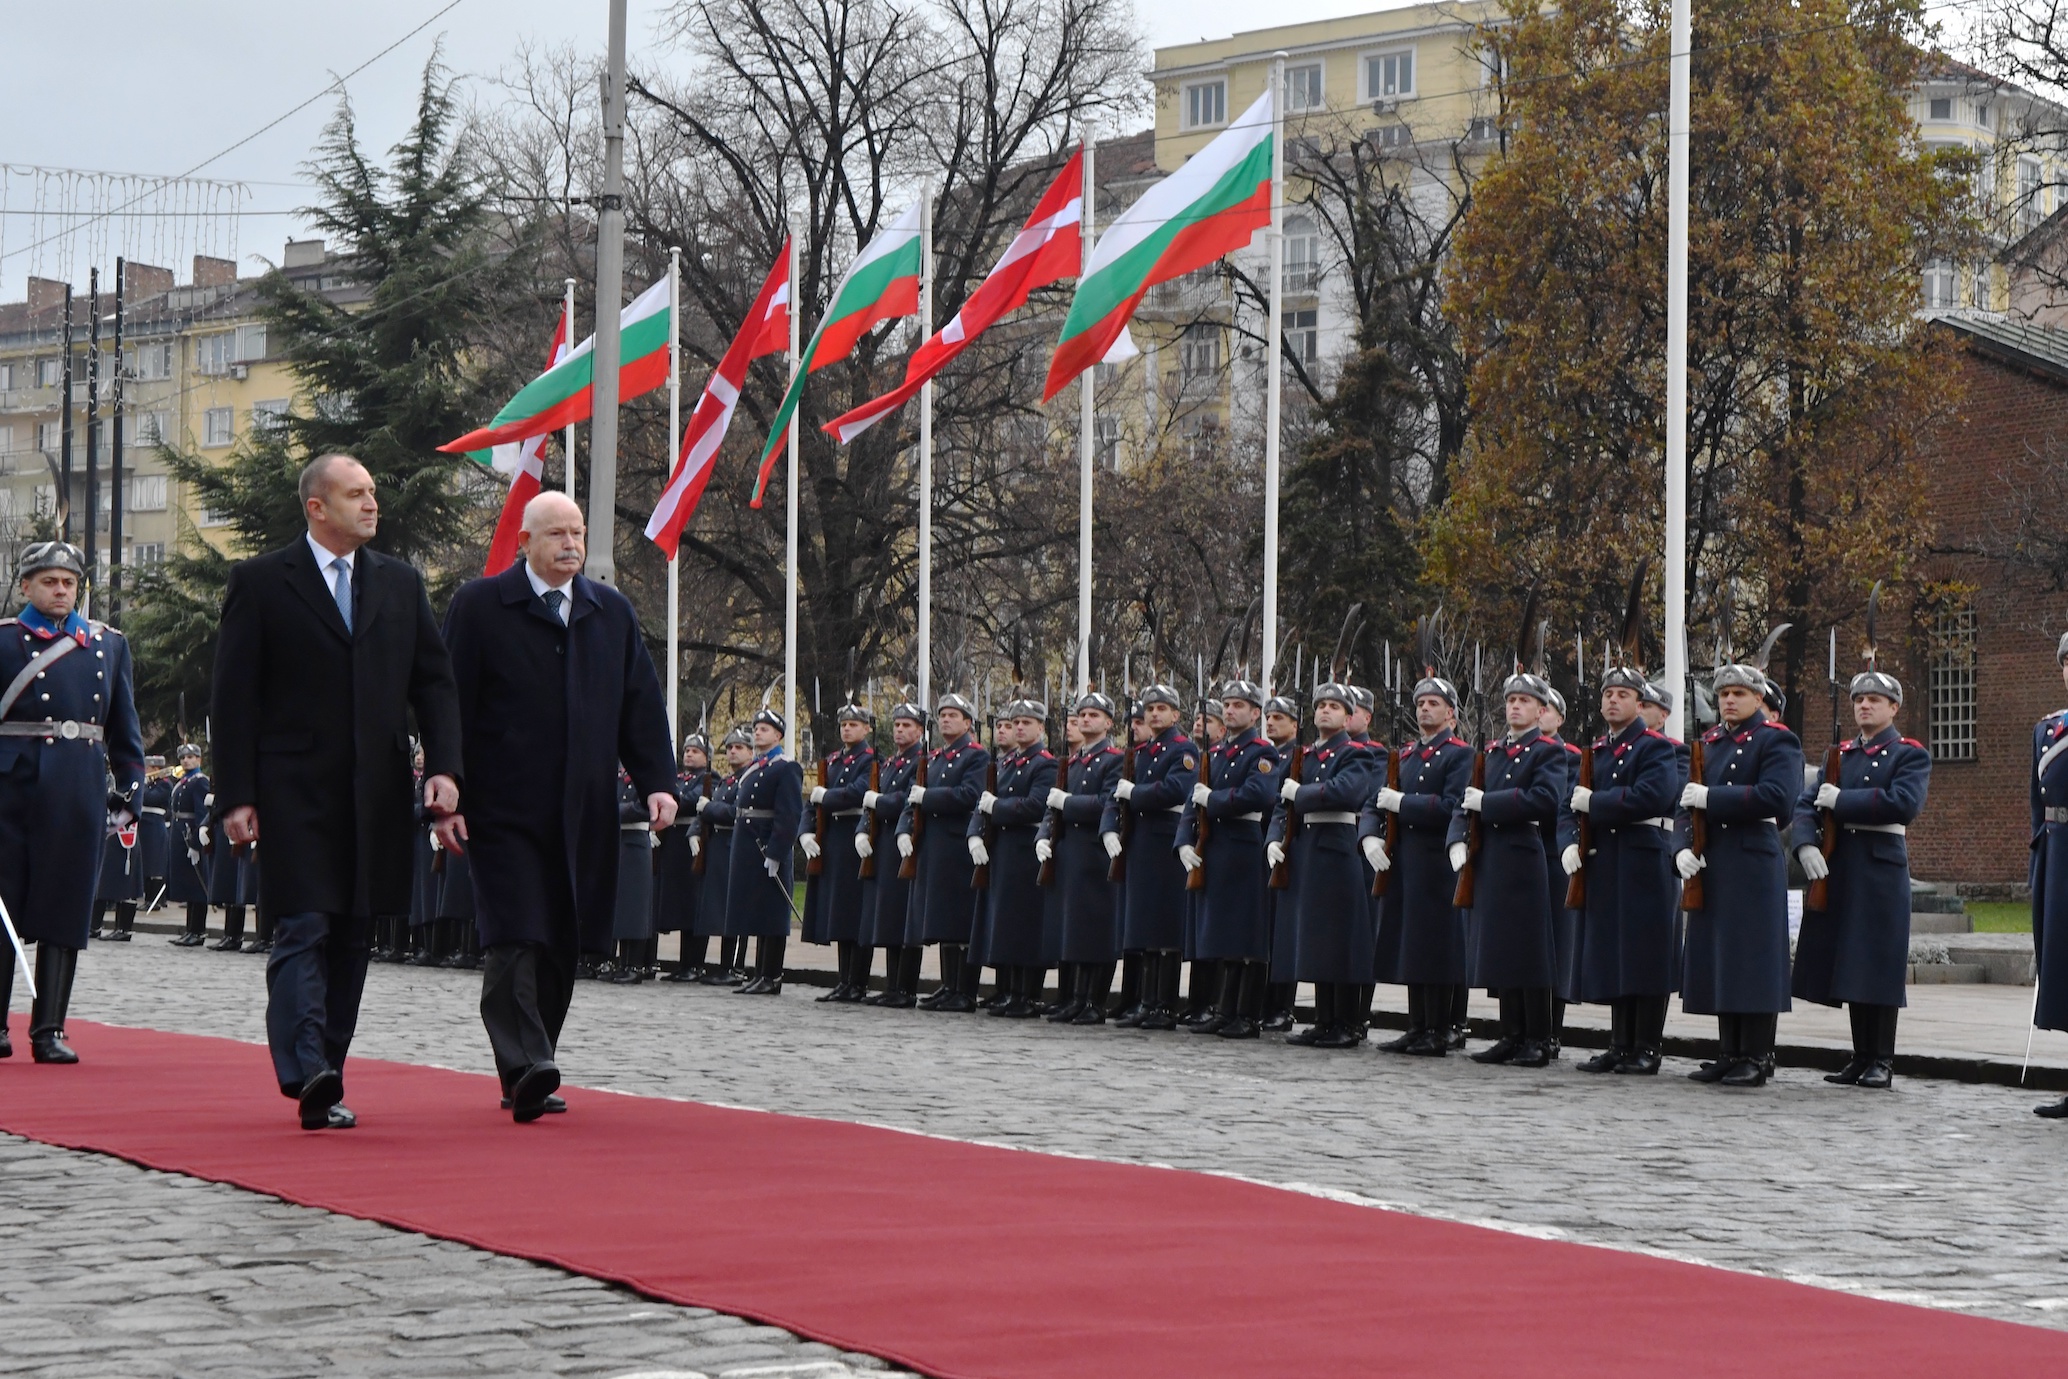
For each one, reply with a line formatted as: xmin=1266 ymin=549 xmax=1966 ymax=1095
xmin=1968 ymin=900 xmax=2032 ymax=933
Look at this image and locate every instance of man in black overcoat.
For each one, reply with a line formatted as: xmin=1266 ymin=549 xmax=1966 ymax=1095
xmin=211 ymin=456 xmax=461 ymax=1130
xmin=437 ymin=491 xmax=676 ymax=1122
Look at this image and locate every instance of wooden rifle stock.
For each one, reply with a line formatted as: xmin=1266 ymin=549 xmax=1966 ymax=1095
xmin=690 ymin=770 xmax=717 ymax=876
xmin=1805 ymin=741 xmax=1842 ymax=911
xmin=1564 ymin=742 xmax=1592 ymax=910
xmin=972 ymin=756 xmax=999 ymax=890
xmin=1036 ymin=754 xmax=1067 ymax=887
xmin=806 ymin=759 xmax=828 ymax=877
xmin=857 ymin=758 xmax=882 ymax=879
xmin=1452 ymin=747 xmax=1485 ymax=907
xmin=1268 ymin=744 xmax=1304 ymax=890
xmin=1371 ymin=745 xmax=1401 ymax=899
xmin=898 ymin=752 xmax=927 ymax=880
xmin=1108 ymin=741 xmax=1137 ymax=883
xmin=1185 ymin=755 xmax=1211 ymax=894
xmin=1681 ymin=739 xmax=1707 ymax=911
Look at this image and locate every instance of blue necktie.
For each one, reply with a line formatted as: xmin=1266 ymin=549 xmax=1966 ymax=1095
xmin=330 ymin=557 xmax=353 ymax=631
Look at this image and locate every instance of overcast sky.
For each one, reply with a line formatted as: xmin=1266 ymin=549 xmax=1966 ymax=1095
xmin=0 ymin=0 xmax=1413 ymax=302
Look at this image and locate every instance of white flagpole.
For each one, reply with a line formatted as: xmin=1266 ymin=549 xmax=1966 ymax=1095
xmin=785 ymin=226 xmax=801 ymax=758
xmin=1261 ymin=55 xmax=1287 ymax=697
xmin=918 ymin=182 xmax=935 ymax=713
xmin=1663 ymin=0 xmax=1691 ymax=741
xmin=563 ymin=277 xmax=578 ymax=496
xmin=1076 ymin=135 xmax=1097 ymax=695
xmin=667 ymin=246 xmax=682 ymax=744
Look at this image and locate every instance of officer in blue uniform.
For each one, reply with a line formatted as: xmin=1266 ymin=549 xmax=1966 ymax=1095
xmin=0 ymin=542 xmax=144 ymax=1062
xmin=93 ymin=775 xmax=143 ymax=942
xmin=966 ymin=708 xmax=1016 ymax=1008
xmin=1539 ymin=687 xmax=1584 ymax=1054
xmin=205 ymin=789 xmax=256 ymax=952
xmin=1038 ymin=692 xmax=1123 ymax=1023
xmin=1561 ymin=660 xmax=1682 ymax=1075
xmin=1448 ymin=670 xmax=1567 ymax=1067
xmin=901 ymin=694 xmax=989 ymax=1011
xmin=1101 ymin=684 xmax=1199 ymax=1030
xmin=1266 ymin=682 xmax=1377 ymax=1047
xmin=725 ymin=708 xmax=804 ymax=994
xmin=137 ymin=755 xmax=172 ymax=912
xmin=1259 ymin=694 xmax=1303 ymax=1030
xmin=165 ymin=745 xmax=211 ymax=946
xmin=1790 ymin=664 xmax=1929 ymax=1090
xmin=657 ymin=734 xmax=710 ymax=982
xmin=1176 ymin=680 xmax=1276 ymax=1037
xmin=608 ymin=769 xmax=656 ymax=983
xmin=1178 ymin=695 xmax=1227 ymax=1025
xmin=1336 ymin=684 xmax=1389 ymax=1040
xmin=1675 ymin=652 xmax=1804 ymax=1088
xmin=2031 ymin=634 xmax=2068 ymax=1118
xmin=693 ymin=729 xmax=751 ymax=983
xmin=859 ymin=701 xmax=926 ymax=1006
xmin=1364 ymin=668 xmax=1472 ymax=1056
xmin=805 ymin=700 xmax=880 ymax=1003
xmin=971 ymin=697 xmax=1058 ymax=1018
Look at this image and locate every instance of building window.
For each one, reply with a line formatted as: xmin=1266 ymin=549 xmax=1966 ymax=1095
xmin=0 ymin=363 xmax=12 ymax=391
xmin=1373 ymin=123 xmax=1413 ymax=151
xmin=1466 ymin=116 xmax=1498 ymax=143
xmin=130 ymin=474 xmax=168 ymax=511
xmin=134 ymin=411 xmax=169 ymax=446
xmin=2019 ymin=157 xmax=2045 ymax=236
xmin=1287 ymin=63 xmax=1324 ymax=113
xmin=37 ymin=358 xmax=61 ymax=387
xmin=202 ymin=407 xmax=234 ymax=448
xmin=1921 ymin=259 xmax=1957 ymax=309
xmin=127 ymin=341 xmax=174 ymax=380
xmin=252 ymin=398 xmax=290 ymax=433
xmin=1281 ymin=308 xmax=1319 ymax=365
xmin=1928 ymin=603 xmax=1976 ymax=762
xmin=1094 ymin=415 xmax=1120 ymax=470
xmin=1364 ymin=47 xmax=1415 ymax=101
xmin=195 ymin=332 xmax=239 ymax=375
xmin=36 ymin=421 xmax=60 ymax=452
xmin=1184 ymin=80 xmax=1227 ymax=130
xmin=1178 ymin=323 xmax=1222 ymax=381
xmin=1928 ymin=96 xmax=1952 ymax=121
xmin=132 ymin=542 xmax=166 ymax=567
xmin=1284 ymin=214 xmax=1321 ymax=291
xmin=1977 ymin=101 xmax=1992 ymax=129
xmin=236 ymin=323 xmax=269 ymax=363
xmin=1179 ymin=414 xmax=1221 ymax=464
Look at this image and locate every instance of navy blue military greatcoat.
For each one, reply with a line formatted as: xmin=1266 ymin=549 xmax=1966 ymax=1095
xmin=2032 ymin=710 xmax=2068 ymax=1030
xmin=1562 ymin=722 xmax=1682 ymax=1001
xmin=1548 ymin=735 xmax=1585 ymax=1001
xmin=164 ymin=769 xmax=211 ymax=905
xmin=1676 ymin=711 xmax=1803 ymax=1015
xmin=1365 ymin=732 xmax=1473 ymax=986
xmin=1178 ymin=726 xmax=1278 ymax=961
xmin=1448 ymin=728 xmax=1567 ymax=990
xmin=1043 ymin=738 xmax=1123 ymax=963
xmin=859 ymin=744 xmax=921 ymax=948
xmin=613 ymin=772 xmax=656 ymax=943
xmin=138 ymin=772 xmax=174 ymax=883
xmin=98 ymin=813 xmax=143 ymax=903
xmin=724 ymin=748 xmax=804 ymax=939
xmin=973 ymin=742 xmax=1059 ymax=966
xmin=1790 ymin=727 xmax=1929 ymax=1009
xmin=804 ymin=742 xmax=878 ymax=946
xmin=0 ymin=611 xmax=145 ymax=948
xmin=899 ymin=733 xmax=990 ymax=946
xmin=654 ymin=770 xmax=705 ymax=936
xmin=1270 ymin=731 xmax=1379 ymax=983
xmin=1102 ymin=726 xmax=1199 ymax=953
xmin=693 ymin=770 xmax=741 ymax=939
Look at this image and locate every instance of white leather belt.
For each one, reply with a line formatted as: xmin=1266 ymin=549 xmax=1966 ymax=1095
xmin=1306 ymin=811 xmax=1357 ymax=825
xmin=2047 ymin=806 xmax=2068 ymax=824
xmin=142 ymin=807 xmax=168 ymax=816
xmin=1233 ymin=811 xmax=1263 ymax=822
xmin=1640 ymin=817 xmax=1673 ymax=830
xmin=622 ymin=822 xmax=651 ymax=832
xmin=712 ymin=823 xmax=734 ymax=831
xmin=739 ymin=808 xmax=775 ymax=819
xmin=833 ymin=808 xmax=862 ymax=817
xmin=0 ymin=719 xmax=102 ymax=741
xmin=1845 ymin=822 xmax=1906 ymax=835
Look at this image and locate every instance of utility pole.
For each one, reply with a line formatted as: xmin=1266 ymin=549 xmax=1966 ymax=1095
xmin=59 ymin=286 xmax=74 ymax=546
xmin=1663 ymin=0 xmax=1691 ymax=740
xmin=110 ymin=258 xmax=126 ymax=624
xmin=85 ymin=267 xmax=101 ymax=617
xmin=584 ymin=0 xmax=629 ymax=584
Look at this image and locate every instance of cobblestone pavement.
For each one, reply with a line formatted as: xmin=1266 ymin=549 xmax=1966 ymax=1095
xmin=11 ymin=937 xmax=2068 ymax=1378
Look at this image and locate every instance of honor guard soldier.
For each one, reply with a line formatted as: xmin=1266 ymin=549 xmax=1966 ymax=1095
xmin=1176 ymin=680 xmax=1278 ymax=1037
xmin=656 ymin=734 xmax=709 ymax=982
xmin=967 ymin=708 xmax=1017 ymax=1006
xmin=1675 ymin=634 xmax=1804 ymax=1088
xmin=805 ymin=700 xmax=880 ymax=1003
xmin=1790 ymin=650 xmax=1929 ymax=1090
xmin=1537 ymin=685 xmax=1585 ymax=1053
xmin=165 ymin=745 xmax=212 ymax=946
xmin=1448 ymin=669 xmax=1568 ymax=1067
xmin=1259 ymin=694 xmax=1303 ymax=1030
xmin=725 ymin=708 xmax=804 ymax=994
xmin=1178 ymin=695 xmax=1227 ymax=1024
xmin=1335 ymin=684 xmax=1387 ymax=1040
xmin=1640 ymin=683 xmax=1690 ymax=787
xmin=1562 ymin=647 xmax=1683 ymax=1075
xmin=205 ymin=788 xmax=256 ymax=952
xmin=137 ymin=756 xmax=172 ymax=912
xmin=1365 ymin=654 xmax=1473 ymax=1056
xmin=1101 ymin=683 xmax=1199 ymax=1030
xmin=1038 ymin=692 xmax=1123 ymax=1023
xmin=900 ymin=694 xmax=989 ymax=1011
xmin=860 ymin=700 xmax=926 ymax=1006
xmin=1266 ymin=682 xmax=1378 ymax=1047
xmin=608 ymin=769 xmax=657 ymax=983
xmin=93 ymin=771 xmax=144 ymax=942
xmin=0 ymin=541 xmax=145 ymax=1062
xmin=694 ymin=729 xmax=753 ymax=983
xmin=2031 ymin=634 xmax=2068 ymax=1118
xmin=970 ymin=697 xmax=1058 ymax=1017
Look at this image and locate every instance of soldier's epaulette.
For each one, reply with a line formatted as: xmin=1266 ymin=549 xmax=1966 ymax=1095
xmin=1760 ymin=719 xmax=1788 ymax=730
xmin=1037 ymin=749 xmax=1054 ymax=759
xmin=1102 ymin=744 xmax=1121 ymax=754
xmin=1563 ymin=740 xmax=1582 ymax=754
xmin=1901 ymin=736 xmax=1926 ymax=750
xmin=1642 ymin=728 xmax=1670 ymax=741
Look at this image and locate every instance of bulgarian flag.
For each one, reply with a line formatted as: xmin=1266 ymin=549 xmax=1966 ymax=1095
xmin=824 ymin=153 xmax=1082 ymax=444
xmin=750 ymin=201 xmax=925 ymax=507
xmin=478 ymin=305 xmax=571 ymax=575
xmin=440 ymin=277 xmax=672 ymax=454
xmin=1042 ymin=89 xmax=1275 ymax=401
xmin=644 ymin=241 xmax=793 ymax=557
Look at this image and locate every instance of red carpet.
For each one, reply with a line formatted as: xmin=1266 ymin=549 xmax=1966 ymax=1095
xmin=1 ymin=1016 xmax=2062 ymax=1379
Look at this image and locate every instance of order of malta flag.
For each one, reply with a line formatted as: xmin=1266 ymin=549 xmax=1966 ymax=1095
xmin=1042 ymin=89 xmax=1274 ymax=401
xmin=644 ymin=242 xmax=793 ymax=557
xmin=824 ymin=152 xmax=1082 ymax=444
xmin=473 ymin=305 xmax=571 ymax=575
xmin=751 ymin=201 xmax=925 ymax=507
xmin=440 ymin=277 xmax=672 ymax=454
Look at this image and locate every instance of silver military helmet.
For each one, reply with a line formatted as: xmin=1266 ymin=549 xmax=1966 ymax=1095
xmin=836 ymin=700 xmax=874 ymax=726
xmin=1411 ymin=674 xmax=1459 ymax=708
xmin=934 ymin=692 xmax=977 ymax=720
xmin=1602 ymin=664 xmax=1649 ymax=694
xmin=1074 ymin=691 xmax=1117 ymax=718
xmin=753 ymin=706 xmax=786 ymax=734
xmin=1219 ymin=679 xmax=1265 ymax=710
xmin=1347 ymin=685 xmax=1376 ymax=714
xmin=682 ymin=732 xmax=712 ymax=756
xmin=891 ymin=699 xmax=928 ymax=727
xmin=175 ymin=742 xmax=203 ymax=760
xmin=1638 ymin=681 xmax=1674 ymax=712
xmin=1312 ymin=681 xmax=1354 ymax=711
xmin=1710 ymin=662 xmax=1765 ymax=695
xmin=1850 ymin=668 xmax=1903 ymax=704
xmin=722 ymin=726 xmax=752 ymax=749
xmin=1199 ymin=698 xmax=1225 ymax=724
xmin=1263 ymin=694 xmax=1300 ymax=718
xmin=1137 ymin=683 xmax=1182 ymax=710
xmin=1006 ymin=697 xmax=1048 ymax=721
xmin=1544 ymin=685 xmax=1567 ymax=717
xmin=17 ymin=540 xmax=87 ymax=583
xmin=1501 ymin=670 xmax=1552 ymax=703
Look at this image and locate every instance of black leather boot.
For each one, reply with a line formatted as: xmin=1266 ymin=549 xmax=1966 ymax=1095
xmin=819 ymin=942 xmax=854 ymax=1002
xmin=1191 ymin=962 xmax=1241 ymax=1034
xmin=1288 ymin=982 xmax=1336 ymax=1046
xmin=171 ymin=901 xmax=207 ymax=946
xmin=1720 ymin=1013 xmax=1775 ymax=1087
xmin=110 ymin=903 xmax=136 ymax=942
xmin=211 ymin=906 xmax=246 ymax=952
xmin=1002 ymin=967 xmax=1046 ymax=1018
xmin=738 ymin=934 xmax=786 ymax=994
xmin=29 ymin=944 xmax=80 ymax=1064
xmin=1508 ymin=987 xmax=1553 ymax=1066
xmin=1180 ymin=960 xmax=1221 ymax=1028
xmin=1827 ymin=1003 xmax=1871 ymax=1084
xmin=1447 ymin=983 xmax=1472 ymax=1050
xmin=1111 ymin=952 xmax=1145 ymax=1023
xmin=843 ymin=945 xmax=875 ymax=1001
xmin=1378 ymin=984 xmax=1426 ymax=1053
xmin=0 ymin=942 xmax=13 ymax=1056
xmin=1216 ymin=962 xmax=1263 ymax=1039
xmin=1046 ymin=963 xmax=1087 ymax=1023
xmin=246 ymin=908 xmax=275 ymax=955
xmin=1579 ymin=999 xmax=1628 ymax=1074
xmin=1260 ymin=981 xmax=1297 ymax=1032
xmin=1137 ymin=952 xmax=1179 ymax=1030
xmin=984 ymin=965 xmax=1022 ymax=1014
xmin=1855 ymin=1006 xmax=1896 ymax=1089
xmin=1470 ymin=991 xmax=1522 ymax=1063
xmin=1616 ymin=995 xmax=1668 ymax=1075
xmin=1072 ymin=962 xmax=1115 ymax=1025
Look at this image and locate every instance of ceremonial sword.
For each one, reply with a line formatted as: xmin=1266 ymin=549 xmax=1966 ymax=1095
xmin=0 ymin=890 xmax=36 ymax=1001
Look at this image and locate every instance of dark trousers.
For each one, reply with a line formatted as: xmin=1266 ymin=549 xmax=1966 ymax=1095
xmin=481 ymin=942 xmax=576 ymax=1092
xmin=264 ymin=911 xmax=370 ymax=1093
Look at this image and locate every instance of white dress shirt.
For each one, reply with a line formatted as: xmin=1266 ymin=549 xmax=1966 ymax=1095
xmin=525 ymin=560 xmax=575 ymax=624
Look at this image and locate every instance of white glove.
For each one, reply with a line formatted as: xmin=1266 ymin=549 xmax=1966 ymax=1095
xmin=1569 ymin=786 xmax=1592 ymax=815
xmin=855 ymin=832 xmax=873 ymax=859
xmin=1192 ymin=781 xmax=1212 ymax=808
xmin=1462 ymin=787 xmax=1484 ymax=813
xmin=765 ymin=856 xmax=781 ymax=880
xmin=1280 ymin=777 xmax=1299 ymax=802
xmin=187 ymin=848 xmax=201 ymax=866
xmin=1179 ymin=844 xmax=1202 ymax=872
xmin=1373 ymin=787 xmax=1404 ymax=813
xmin=199 ymin=825 xmax=211 ymax=847
xmin=1680 ymin=782 xmax=1709 ymax=810
xmin=694 ymin=796 xmax=709 ymax=814
xmin=1449 ymin=842 xmax=1469 ymax=873
xmin=1267 ymin=840 xmax=1287 ymax=868
xmin=651 ymin=831 xmax=662 ymax=850
xmin=1102 ymin=832 xmax=1123 ymax=859
xmin=1362 ymin=837 xmax=1390 ymax=872
xmin=689 ymin=835 xmax=702 ymax=857
xmin=1798 ymin=846 xmax=1829 ymax=881
xmin=978 ymin=791 xmax=996 ymax=815
xmin=1035 ymin=838 xmax=1052 ymax=864
xmin=863 ymin=790 xmax=881 ymax=810
xmin=799 ymin=834 xmax=821 ymax=860
xmin=1561 ymin=844 xmax=1582 ymax=876
xmin=1675 ymin=849 xmax=1706 ymax=880
xmin=810 ymin=786 xmax=827 ymax=805
xmin=969 ymin=836 xmax=990 ymax=867
xmin=430 ymin=832 xmax=444 ymax=852
xmin=1046 ymin=787 xmax=1069 ymax=811
xmin=1115 ymin=779 xmax=1135 ymax=801
xmin=908 ymin=785 xmax=927 ymax=805
xmin=897 ymin=833 xmax=914 ymax=859
xmin=1815 ymin=782 xmax=1841 ymax=811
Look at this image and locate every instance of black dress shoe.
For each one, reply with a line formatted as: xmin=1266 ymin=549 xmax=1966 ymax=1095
xmin=877 ymin=991 xmax=918 ymax=1009
xmin=1375 ymin=1029 xmax=1421 ymax=1053
xmin=1824 ymin=1058 xmax=1868 ymax=1085
xmin=1186 ymin=1011 xmax=1233 ymax=1034
xmin=30 ymin=1032 xmax=76 ymax=1064
xmin=512 ymin=1062 xmax=562 ymax=1123
xmin=1136 ymin=1007 xmax=1178 ymax=1031
xmin=1178 ymin=1007 xmax=1219 ymax=1030
xmin=1614 ymin=1049 xmax=1663 ymax=1075
xmin=835 ymin=985 xmax=870 ymax=1004
xmin=106 ymin=930 xmax=131 ymax=943
xmin=815 ymin=982 xmax=849 ymax=1003
xmin=1576 ymin=1048 xmax=1622 ymax=1074
xmin=209 ymin=936 xmax=243 ymax=953
xmin=995 ymin=997 xmax=1040 ymax=1019
xmin=168 ymin=932 xmax=204 ymax=947
xmin=929 ymin=991 xmax=976 ymax=1013
xmin=1044 ymin=999 xmax=1086 ymax=1024
xmin=660 ymin=967 xmax=698 ymax=983
xmin=1508 ymin=1040 xmax=1552 ymax=1068
xmin=0 ymin=1028 xmax=11 ymax=1058
xmin=1215 ymin=1015 xmax=1260 ymax=1039
xmin=1855 ymin=1059 xmax=1894 ymax=1090
xmin=736 ymin=974 xmax=783 ymax=995
xmin=1446 ymin=1024 xmax=1469 ymax=1051
xmin=1402 ymin=1032 xmax=1447 ymax=1057
xmin=1111 ymin=1005 xmax=1148 ymax=1029
xmin=1469 ymin=1037 xmax=1519 ymax=1065
xmin=1719 ymin=1058 xmax=1769 ymax=1088
xmin=500 ymin=1093 xmax=567 ymax=1114
xmin=2033 ymin=1097 xmax=2068 ymax=1118
xmin=693 ymin=967 xmax=731 ymax=985
xmin=1258 ymin=1010 xmax=1295 ymax=1033
xmin=609 ymin=964 xmax=643 ymax=984
xmin=247 ymin=939 xmax=274 ymax=955
xmin=1069 ymin=1003 xmax=1108 ymax=1026
xmin=1286 ymin=1023 xmax=1330 ymax=1047
xmin=1686 ymin=1058 xmax=1731 ymax=1083
xmin=1315 ymin=1025 xmax=1364 ymax=1049
xmin=298 ymin=1069 xmax=344 ymax=1129
xmin=406 ymin=949 xmax=443 ymax=968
